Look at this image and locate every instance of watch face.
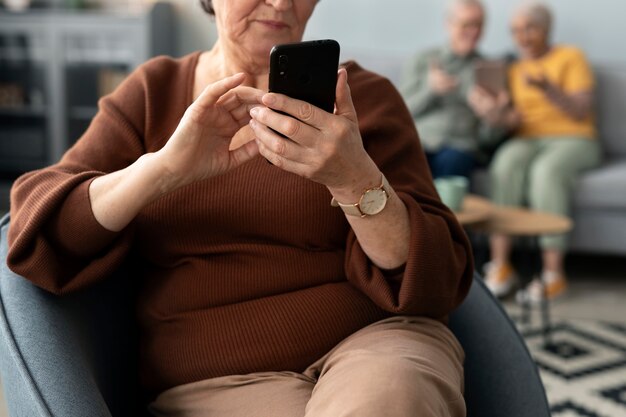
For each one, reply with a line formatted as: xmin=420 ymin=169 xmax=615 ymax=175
xmin=360 ymin=189 xmax=388 ymax=215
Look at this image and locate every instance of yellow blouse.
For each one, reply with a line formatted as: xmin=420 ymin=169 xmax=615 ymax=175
xmin=509 ymin=45 xmax=596 ymax=139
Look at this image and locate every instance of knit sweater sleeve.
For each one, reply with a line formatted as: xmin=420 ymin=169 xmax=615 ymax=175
xmin=344 ymin=63 xmax=474 ymax=319
xmin=6 ymin=60 xmax=154 ymax=295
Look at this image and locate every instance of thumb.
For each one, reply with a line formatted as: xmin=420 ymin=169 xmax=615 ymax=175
xmin=334 ymin=68 xmax=357 ymax=122
xmin=230 ymin=140 xmax=259 ymax=168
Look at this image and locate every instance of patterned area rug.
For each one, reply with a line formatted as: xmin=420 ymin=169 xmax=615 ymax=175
xmin=519 ymin=319 xmax=626 ymax=417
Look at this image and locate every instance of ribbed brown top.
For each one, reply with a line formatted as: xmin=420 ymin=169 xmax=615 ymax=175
xmin=7 ymin=52 xmax=473 ymax=398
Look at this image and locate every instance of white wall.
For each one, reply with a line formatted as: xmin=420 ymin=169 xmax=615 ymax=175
xmin=171 ymin=0 xmax=626 ymax=72
xmin=478 ymin=0 xmax=624 ymax=66
xmin=305 ymin=0 xmax=625 ymax=64
xmin=169 ymin=0 xmax=217 ymax=55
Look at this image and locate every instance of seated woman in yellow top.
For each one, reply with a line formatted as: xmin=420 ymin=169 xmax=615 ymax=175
xmin=469 ymin=2 xmax=601 ymax=303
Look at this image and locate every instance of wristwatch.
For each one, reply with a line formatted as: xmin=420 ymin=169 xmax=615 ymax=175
xmin=331 ymin=173 xmax=391 ymax=217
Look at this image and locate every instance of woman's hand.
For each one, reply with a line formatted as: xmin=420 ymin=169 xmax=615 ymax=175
xmin=523 ymin=71 xmax=593 ymax=120
xmin=89 ymin=74 xmax=264 ymax=232
xmin=524 ymin=71 xmax=552 ymax=91
xmin=156 ymin=73 xmax=263 ymax=191
xmin=249 ymin=68 xmax=380 ymax=201
xmin=250 ymin=68 xmax=411 ymax=269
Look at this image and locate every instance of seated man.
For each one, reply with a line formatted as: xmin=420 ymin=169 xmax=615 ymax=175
xmin=400 ymin=0 xmax=498 ymax=179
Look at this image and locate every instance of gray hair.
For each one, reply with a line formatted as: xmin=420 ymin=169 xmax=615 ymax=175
xmin=515 ymin=2 xmax=553 ymax=34
xmin=447 ymin=0 xmax=485 ymax=19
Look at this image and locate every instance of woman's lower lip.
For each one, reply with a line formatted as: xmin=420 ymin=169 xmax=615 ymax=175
xmin=258 ymin=21 xmax=289 ymax=30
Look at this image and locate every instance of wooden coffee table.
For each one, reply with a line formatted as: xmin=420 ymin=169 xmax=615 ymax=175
xmin=470 ymin=204 xmax=573 ymax=236
xmin=454 ymin=194 xmax=494 ymax=226
xmin=463 ymin=201 xmax=573 ymax=345
xmin=452 ymin=194 xmax=573 ymax=235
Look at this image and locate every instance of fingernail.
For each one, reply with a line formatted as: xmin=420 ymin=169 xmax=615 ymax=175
xmin=249 ymin=119 xmax=257 ymax=128
xmin=250 ymin=107 xmax=259 ymax=117
xmin=263 ymin=94 xmax=276 ymax=105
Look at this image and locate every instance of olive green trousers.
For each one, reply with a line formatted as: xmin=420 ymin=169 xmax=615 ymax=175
xmin=490 ymin=136 xmax=601 ymax=250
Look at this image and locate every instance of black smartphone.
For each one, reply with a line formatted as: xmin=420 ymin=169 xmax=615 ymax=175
xmin=269 ymin=39 xmax=340 ymax=114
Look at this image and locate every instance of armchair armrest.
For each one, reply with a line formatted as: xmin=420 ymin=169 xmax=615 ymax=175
xmin=0 ymin=214 xmax=141 ymax=417
xmin=449 ymin=273 xmax=550 ymax=417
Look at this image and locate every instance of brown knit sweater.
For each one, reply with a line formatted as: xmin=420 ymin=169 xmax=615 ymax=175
xmin=7 ymin=52 xmax=473 ymax=398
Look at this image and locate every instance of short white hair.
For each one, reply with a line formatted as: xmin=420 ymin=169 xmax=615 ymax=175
xmin=447 ymin=0 xmax=485 ymax=19
xmin=514 ymin=2 xmax=553 ymax=33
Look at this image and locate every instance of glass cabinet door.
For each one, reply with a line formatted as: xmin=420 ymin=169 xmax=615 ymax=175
xmin=62 ymin=31 xmax=133 ymax=145
xmin=0 ymin=29 xmax=50 ymax=176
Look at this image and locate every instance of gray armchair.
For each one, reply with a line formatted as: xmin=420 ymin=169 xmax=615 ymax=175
xmin=0 ymin=213 xmax=550 ymax=417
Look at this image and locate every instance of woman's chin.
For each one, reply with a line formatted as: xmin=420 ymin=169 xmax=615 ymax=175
xmin=517 ymin=44 xmax=543 ymax=59
xmin=249 ymin=39 xmax=289 ymax=61
xmin=235 ymin=33 xmax=303 ymax=68
xmin=517 ymin=47 xmax=533 ymax=59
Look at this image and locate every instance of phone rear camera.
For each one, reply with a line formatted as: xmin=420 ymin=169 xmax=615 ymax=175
xmin=279 ymin=55 xmax=289 ymax=70
xmin=278 ymin=55 xmax=288 ymax=76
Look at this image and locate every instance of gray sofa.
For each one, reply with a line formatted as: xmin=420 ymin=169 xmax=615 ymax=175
xmin=355 ymin=52 xmax=626 ymax=256
xmin=568 ymin=65 xmax=626 ymax=255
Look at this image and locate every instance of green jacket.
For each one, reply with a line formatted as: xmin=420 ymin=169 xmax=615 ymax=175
xmin=400 ymin=46 xmax=491 ymax=154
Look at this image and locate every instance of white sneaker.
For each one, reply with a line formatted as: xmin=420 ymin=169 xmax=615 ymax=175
xmin=484 ymin=261 xmax=518 ymax=298
xmin=516 ymin=271 xmax=568 ymax=305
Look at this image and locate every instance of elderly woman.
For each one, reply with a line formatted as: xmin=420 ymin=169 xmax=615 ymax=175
xmin=470 ymin=2 xmax=600 ymax=302
xmin=7 ymin=0 xmax=472 ymax=416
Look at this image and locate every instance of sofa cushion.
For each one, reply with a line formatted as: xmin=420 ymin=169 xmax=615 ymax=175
xmin=574 ymin=160 xmax=626 ymax=209
xmin=595 ymin=66 xmax=626 ymax=157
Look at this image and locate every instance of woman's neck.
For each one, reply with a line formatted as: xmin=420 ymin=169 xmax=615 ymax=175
xmin=197 ymin=41 xmax=270 ymax=93
xmin=524 ymin=43 xmax=552 ymax=61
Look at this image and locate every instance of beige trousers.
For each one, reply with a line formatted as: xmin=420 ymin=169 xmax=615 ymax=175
xmin=148 ymin=316 xmax=466 ymax=417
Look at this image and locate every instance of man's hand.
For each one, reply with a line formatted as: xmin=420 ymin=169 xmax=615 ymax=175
xmin=429 ymin=60 xmax=459 ymax=95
